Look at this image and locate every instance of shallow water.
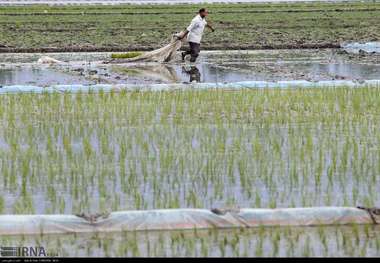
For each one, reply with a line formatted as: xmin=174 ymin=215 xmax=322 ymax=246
xmin=1 ymin=49 xmax=380 ymax=87
xmin=1 ymin=88 xmax=379 ymax=215
xmin=0 ymin=66 xmax=95 ymax=86
xmin=1 ymin=48 xmax=380 ymax=257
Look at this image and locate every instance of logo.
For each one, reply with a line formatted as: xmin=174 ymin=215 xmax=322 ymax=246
xmin=0 ymin=246 xmax=57 ymax=257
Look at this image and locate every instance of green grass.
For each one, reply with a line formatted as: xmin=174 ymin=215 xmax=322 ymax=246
xmin=0 ymin=87 xmax=379 ymax=215
xmin=0 ymin=1 xmax=380 ymax=51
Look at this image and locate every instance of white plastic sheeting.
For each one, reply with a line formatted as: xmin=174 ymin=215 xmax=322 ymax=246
xmin=342 ymin=42 xmax=380 ymax=54
xmin=1 ymin=79 xmax=380 ymax=94
xmin=37 ymin=56 xmax=63 ymax=64
xmin=0 ymin=207 xmax=376 ymax=235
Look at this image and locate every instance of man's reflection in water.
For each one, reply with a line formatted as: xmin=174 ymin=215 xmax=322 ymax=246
xmin=182 ymin=65 xmax=201 ymax=83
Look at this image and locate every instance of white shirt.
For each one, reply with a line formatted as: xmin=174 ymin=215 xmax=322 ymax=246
xmin=186 ymin=14 xmax=207 ymax=44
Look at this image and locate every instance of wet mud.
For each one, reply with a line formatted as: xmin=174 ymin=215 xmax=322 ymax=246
xmin=1 ymin=47 xmax=380 ymax=87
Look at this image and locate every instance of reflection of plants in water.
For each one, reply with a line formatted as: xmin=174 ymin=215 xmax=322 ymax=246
xmin=112 ymin=66 xmax=141 ymax=76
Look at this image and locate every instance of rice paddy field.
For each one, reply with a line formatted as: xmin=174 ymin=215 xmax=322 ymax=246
xmin=0 ymin=86 xmax=380 ymax=256
xmin=1 ymin=1 xmax=380 ymax=52
xmin=1 ymin=0 xmax=380 ymax=258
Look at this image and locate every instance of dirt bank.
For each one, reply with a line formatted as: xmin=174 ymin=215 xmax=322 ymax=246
xmin=0 ymin=43 xmax=341 ymax=53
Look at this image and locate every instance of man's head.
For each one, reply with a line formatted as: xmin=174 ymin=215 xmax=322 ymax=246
xmin=199 ymin=8 xmax=209 ymax=18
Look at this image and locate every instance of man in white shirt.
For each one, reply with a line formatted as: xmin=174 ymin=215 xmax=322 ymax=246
xmin=179 ymin=8 xmax=215 ymax=62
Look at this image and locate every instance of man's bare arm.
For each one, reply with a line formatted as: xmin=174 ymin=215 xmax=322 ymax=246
xmin=207 ymin=24 xmax=215 ymax=32
xmin=178 ymin=30 xmax=189 ymax=40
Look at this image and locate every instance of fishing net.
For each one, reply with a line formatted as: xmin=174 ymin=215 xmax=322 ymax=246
xmin=0 ymin=207 xmax=378 ymax=235
xmin=108 ymin=32 xmax=185 ymax=64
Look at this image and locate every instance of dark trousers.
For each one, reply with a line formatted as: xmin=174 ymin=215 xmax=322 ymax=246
xmin=183 ymin=42 xmax=200 ymax=62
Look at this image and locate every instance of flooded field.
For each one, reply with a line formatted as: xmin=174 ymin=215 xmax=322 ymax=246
xmin=1 ymin=49 xmax=380 ymax=87
xmin=1 ymin=87 xmax=379 ymax=213
xmin=1 ymin=47 xmax=380 ymax=257
xmin=1 ymin=0 xmax=379 ymax=258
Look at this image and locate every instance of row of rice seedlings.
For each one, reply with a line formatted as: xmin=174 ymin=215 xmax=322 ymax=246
xmin=0 ymin=87 xmax=379 ymax=214
xmin=1 ymin=224 xmax=379 ymax=256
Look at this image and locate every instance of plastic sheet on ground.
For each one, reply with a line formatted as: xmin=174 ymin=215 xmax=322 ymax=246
xmin=0 ymin=207 xmax=377 ymax=235
xmin=341 ymin=42 xmax=380 ymax=54
xmin=1 ymin=79 xmax=380 ymax=94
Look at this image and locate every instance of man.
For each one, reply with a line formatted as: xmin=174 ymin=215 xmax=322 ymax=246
xmin=179 ymin=8 xmax=215 ymax=62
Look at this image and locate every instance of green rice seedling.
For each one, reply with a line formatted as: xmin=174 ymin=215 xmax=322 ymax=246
xmin=0 ymin=196 xmax=4 ymax=213
xmin=376 ymin=235 xmax=380 ymax=252
xmin=255 ymin=227 xmax=265 ymax=257
xmin=271 ymin=230 xmax=281 ymax=257
xmin=12 ymin=193 xmax=35 ymax=214
xmin=302 ymin=236 xmax=312 ymax=257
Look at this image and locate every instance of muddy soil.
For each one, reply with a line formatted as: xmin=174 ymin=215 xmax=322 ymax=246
xmin=0 ymin=44 xmax=343 ymax=54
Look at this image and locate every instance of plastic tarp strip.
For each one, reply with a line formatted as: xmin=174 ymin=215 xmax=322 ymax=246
xmin=1 ymin=80 xmax=380 ymax=94
xmin=0 ymin=207 xmax=376 ymax=235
